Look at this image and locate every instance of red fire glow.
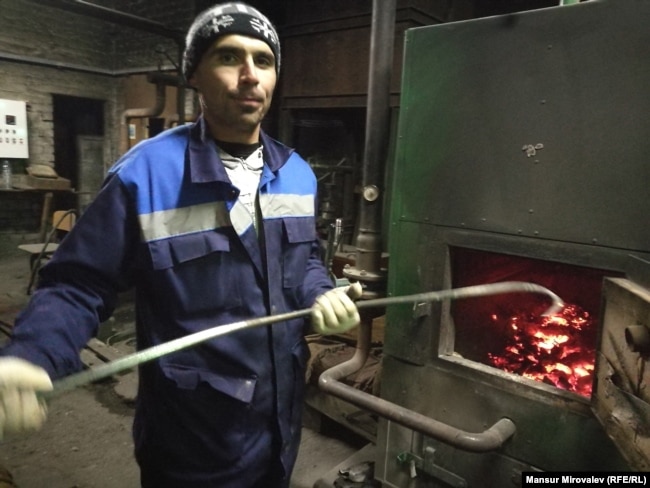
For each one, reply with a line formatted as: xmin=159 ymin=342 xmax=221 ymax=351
xmin=487 ymin=303 xmax=595 ymax=397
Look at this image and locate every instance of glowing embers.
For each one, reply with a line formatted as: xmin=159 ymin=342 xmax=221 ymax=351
xmin=448 ymin=247 xmax=622 ymax=399
xmin=487 ymin=303 xmax=595 ymax=397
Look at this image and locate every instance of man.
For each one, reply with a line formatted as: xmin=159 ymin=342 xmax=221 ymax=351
xmin=0 ymin=3 xmax=361 ymax=487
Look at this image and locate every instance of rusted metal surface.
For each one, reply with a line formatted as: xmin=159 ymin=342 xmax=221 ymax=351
xmin=594 ymin=278 xmax=650 ymax=470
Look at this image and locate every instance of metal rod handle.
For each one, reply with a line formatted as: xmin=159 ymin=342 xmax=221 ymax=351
xmin=45 ymin=309 xmax=310 ymax=399
xmin=358 ymin=281 xmax=564 ymax=316
xmin=45 ymin=281 xmax=563 ymax=399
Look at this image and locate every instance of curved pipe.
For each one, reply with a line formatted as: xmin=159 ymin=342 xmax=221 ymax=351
xmin=21 ymin=0 xmax=187 ymax=125
xmin=319 ymin=281 xmax=564 ymax=452
xmin=123 ymin=73 xmax=177 ymax=119
xmin=318 ymin=318 xmax=516 ymax=452
xmin=123 ymin=81 xmax=166 ymax=120
xmin=122 ymin=75 xmax=167 ymax=153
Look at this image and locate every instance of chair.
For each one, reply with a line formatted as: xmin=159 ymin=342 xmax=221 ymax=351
xmin=18 ymin=209 xmax=77 ymax=294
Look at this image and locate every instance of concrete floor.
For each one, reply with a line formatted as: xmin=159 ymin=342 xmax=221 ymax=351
xmin=0 ymin=238 xmax=369 ymax=487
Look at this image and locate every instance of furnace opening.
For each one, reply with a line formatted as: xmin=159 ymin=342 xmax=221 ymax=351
xmin=449 ymin=247 xmax=623 ymax=397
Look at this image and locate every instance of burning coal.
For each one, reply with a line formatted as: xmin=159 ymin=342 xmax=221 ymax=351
xmin=487 ymin=303 xmax=595 ymax=396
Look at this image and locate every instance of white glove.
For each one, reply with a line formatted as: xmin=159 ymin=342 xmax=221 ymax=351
xmin=0 ymin=357 xmax=52 ymax=440
xmin=311 ymin=282 xmax=363 ymax=335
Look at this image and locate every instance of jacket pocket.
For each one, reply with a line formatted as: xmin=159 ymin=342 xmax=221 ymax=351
xmin=282 ymin=217 xmax=317 ymax=288
xmin=145 ymin=230 xmax=245 ymax=312
xmin=160 ymin=362 xmax=257 ymax=403
xmin=147 ymin=230 xmax=230 ymax=270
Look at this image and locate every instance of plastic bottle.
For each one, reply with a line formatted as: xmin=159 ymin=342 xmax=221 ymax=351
xmin=1 ymin=160 xmax=11 ymax=189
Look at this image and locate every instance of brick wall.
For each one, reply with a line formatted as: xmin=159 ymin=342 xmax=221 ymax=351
xmin=0 ymin=191 xmax=43 ymax=235
xmin=0 ymin=0 xmax=200 ymax=239
xmin=111 ymin=0 xmax=193 ymax=72
xmin=1 ymin=62 xmax=119 ymax=171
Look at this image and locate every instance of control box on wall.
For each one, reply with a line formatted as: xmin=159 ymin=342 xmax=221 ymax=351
xmin=0 ymin=99 xmax=28 ymax=159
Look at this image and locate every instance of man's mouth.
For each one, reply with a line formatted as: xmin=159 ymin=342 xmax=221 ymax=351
xmin=233 ymin=93 xmax=263 ymax=104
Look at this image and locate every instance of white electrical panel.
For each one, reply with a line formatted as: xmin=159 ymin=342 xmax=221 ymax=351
xmin=0 ymin=99 xmax=29 ymax=159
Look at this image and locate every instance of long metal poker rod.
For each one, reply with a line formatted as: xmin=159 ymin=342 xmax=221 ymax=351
xmin=45 ymin=281 xmax=563 ymax=399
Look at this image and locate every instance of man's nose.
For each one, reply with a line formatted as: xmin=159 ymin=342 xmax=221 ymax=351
xmin=239 ymin=58 xmax=259 ymax=83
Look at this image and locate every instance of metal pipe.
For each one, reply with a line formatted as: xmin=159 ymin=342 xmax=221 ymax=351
xmin=45 ymin=308 xmax=312 ymax=399
xmin=123 ymin=81 xmax=166 ymax=119
xmin=324 ymin=218 xmax=344 ymax=281
xmin=27 ymin=0 xmax=184 ymax=42
xmin=356 ymin=281 xmax=564 ymax=316
xmin=319 ymin=317 xmax=516 ymax=452
xmin=122 ymin=76 xmax=167 ymax=153
xmin=0 ymin=51 xmax=175 ymax=76
xmin=16 ymin=0 xmax=185 ymax=130
xmin=318 ymin=281 xmax=564 ymax=452
xmin=121 ymin=73 xmax=186 ymax=153
xmin=0 ymin=51 xmax=114 ymax=76
xmin=20 ymin=0 xmax=187 ymax=126
xmin=353 ymin=0 xmax=396 ymax=276
xmin=175 ymin=49 xmax=187 ymax=126
xmin=38 ymin=192 xmax=54 ymax=242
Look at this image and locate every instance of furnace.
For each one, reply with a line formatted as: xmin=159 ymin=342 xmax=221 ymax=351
xmin=450 ymin=247 xmax=623 ymax=398
xmin=375 ymin=0 xmax=650 ymax=486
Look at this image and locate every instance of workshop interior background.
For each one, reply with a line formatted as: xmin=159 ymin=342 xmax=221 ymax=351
xmin=1 ymin=1 xmax=649 ymax=487
xmin=0 ymin=0 xmax=559 ymax=244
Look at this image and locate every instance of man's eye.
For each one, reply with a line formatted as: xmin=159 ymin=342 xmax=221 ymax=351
xmin=219 ymin=53 xmax=238 ymax=64
xmin=256 ymin=56 xmax=274 ymax=68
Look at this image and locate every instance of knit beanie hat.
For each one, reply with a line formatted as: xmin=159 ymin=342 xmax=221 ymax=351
xmin=182 ymin=2 xmax=281 ymax=81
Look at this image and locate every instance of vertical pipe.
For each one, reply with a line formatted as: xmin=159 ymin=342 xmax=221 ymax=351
xmin=39 ymin=192 xmax=54 ymax=242
xmin=177 ymin=49 xmax=186 ymax=125
xmin=354 ymin=0 xmax=396 ymax=275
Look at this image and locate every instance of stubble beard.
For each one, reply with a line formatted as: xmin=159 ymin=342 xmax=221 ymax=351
xmin=204 ymin=95 xmax=270 ymax=139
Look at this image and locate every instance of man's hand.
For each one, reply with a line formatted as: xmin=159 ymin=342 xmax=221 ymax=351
xmin=311 ymin=282 xmax=363 ymax=335
xmin=0 ymin=357 xmax=52 ymax=440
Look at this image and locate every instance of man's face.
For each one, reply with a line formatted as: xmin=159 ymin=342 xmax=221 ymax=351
xmin=190 ymin=34 xmax=277 ymax=143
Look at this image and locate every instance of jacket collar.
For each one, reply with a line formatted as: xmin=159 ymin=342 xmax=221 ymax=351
xmin=188 ymin=116 xmax=294 ymax=184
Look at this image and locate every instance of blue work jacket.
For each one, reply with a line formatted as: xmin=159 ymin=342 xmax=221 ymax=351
xmin=1 ymin=116 xmax=333 ymax=487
